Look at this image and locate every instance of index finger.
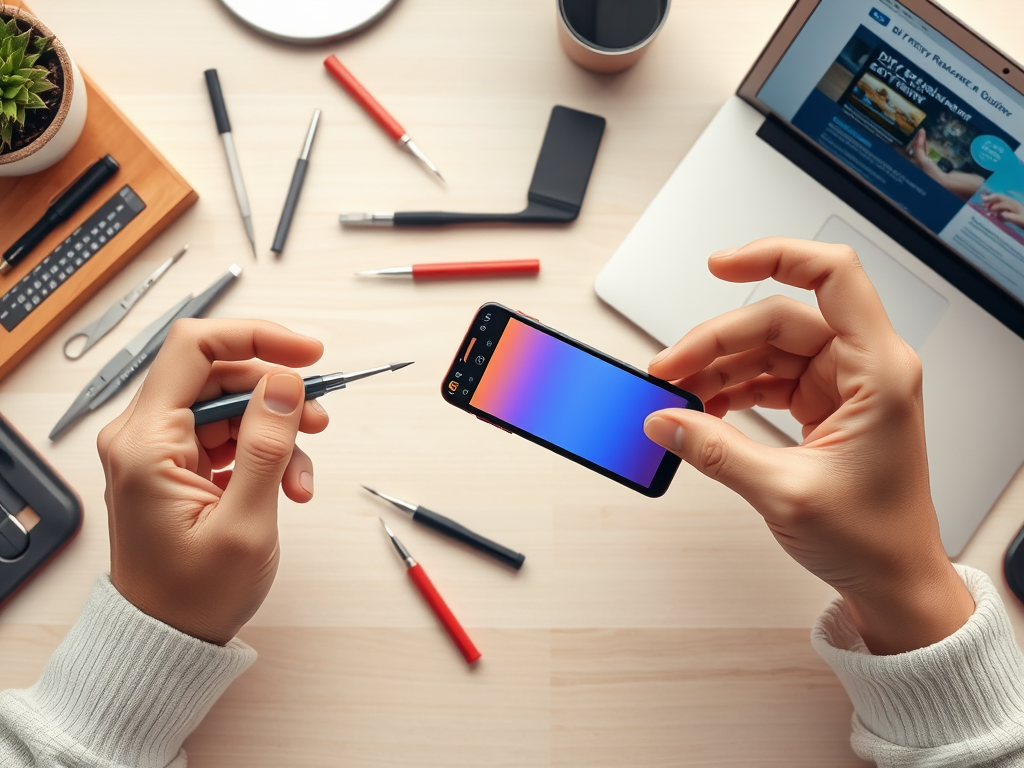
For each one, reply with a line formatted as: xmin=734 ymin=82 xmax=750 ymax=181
xmin=707 ymin=238 xmax=894 ymax=345
xmin=135 ymin=318 xmax=324 ymax=414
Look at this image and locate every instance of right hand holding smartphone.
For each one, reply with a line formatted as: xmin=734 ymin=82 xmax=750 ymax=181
xmin=643 ymin=238 xmax=975 ymax=655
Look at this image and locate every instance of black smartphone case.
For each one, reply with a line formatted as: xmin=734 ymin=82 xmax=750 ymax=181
xmin=0 ymin=414 xmax=82 ymax=605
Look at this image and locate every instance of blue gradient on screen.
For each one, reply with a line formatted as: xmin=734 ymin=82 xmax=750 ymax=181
xmin=470 ymin=318 xmax=690 ymax=486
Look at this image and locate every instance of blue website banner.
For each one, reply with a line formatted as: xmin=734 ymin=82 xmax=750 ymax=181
xmin=791 ymin=24 xmax=1020 ymax=235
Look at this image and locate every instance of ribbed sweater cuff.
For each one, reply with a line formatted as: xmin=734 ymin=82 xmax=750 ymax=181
xmin=812 ymin=564 xmax=1024 ymax=750
xmin=24 ymin=574 xmax=256 ymax=767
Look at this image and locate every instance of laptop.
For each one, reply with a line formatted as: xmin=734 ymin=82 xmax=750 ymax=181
xmin=595 ymin=0 xmax=1024 ymax=556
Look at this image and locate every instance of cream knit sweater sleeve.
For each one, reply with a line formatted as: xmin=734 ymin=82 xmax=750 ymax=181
xmin=0 ymin=574 xmax=255 ymax=768
xmin=813 ymin=565 xmax=1024 ymax=767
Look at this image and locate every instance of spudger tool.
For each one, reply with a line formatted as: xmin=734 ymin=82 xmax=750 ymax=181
xmin=363 ymin=486 xmax=525 ymax=570
xmin=339 ymin=106 xmax=605 ymax=227
xmin=190 ymin=362 xmax=414 ymax=425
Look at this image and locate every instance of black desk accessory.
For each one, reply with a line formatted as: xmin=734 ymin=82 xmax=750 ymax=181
xmin=1 ymin=155 xmax=120 ymax=275
xmin=339 ymin=105 xmax=606 ymax=228
xmin=0 ymin=185 xmax=146 ymax=333
xmin=271 ymin=109 xmax=321 ymax=255
xmin=0 ymin=415 xmax=82 ymax=604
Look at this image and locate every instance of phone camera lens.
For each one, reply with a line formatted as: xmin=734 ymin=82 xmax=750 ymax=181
xmin=1004 ymin=67 xmax=1012 ymax=75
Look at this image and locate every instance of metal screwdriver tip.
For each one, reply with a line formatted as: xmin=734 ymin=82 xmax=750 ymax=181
xmin=389 ymin=361 xmax=414 ymax=372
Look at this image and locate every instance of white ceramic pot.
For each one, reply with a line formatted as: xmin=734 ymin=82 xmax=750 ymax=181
xmin=0 ymin=7 xmax=88 ymax=177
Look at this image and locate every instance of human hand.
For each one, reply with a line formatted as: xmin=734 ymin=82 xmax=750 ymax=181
xmin=643 ymin=238 xmax=974 ymax=655
xmin=907 ymin=129 xmax=984 ymax=201
xmin=97 ymin=319 xmax=329 ymax=645
xmin=982 ymin=192 xmax=1024 ymax=227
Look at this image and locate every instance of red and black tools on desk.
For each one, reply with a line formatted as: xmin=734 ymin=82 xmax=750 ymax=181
xmin=356 ymin=259 xmax=540 ymax=282
xmin=380 ymin=518 xmax=481 ymax=666
xmin=323 ymin=54 xmax=444 ymax=182
xmin=368 ymin=487 xmax=526 ymax=665
xmin=364 ymin=486 xmax=526 ymax=569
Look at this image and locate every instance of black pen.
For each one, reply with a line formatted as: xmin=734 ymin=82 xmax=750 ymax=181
xmin=190 ymin=362 xmax=414 ymax=425
xmin=271 ymin=109 xmax=321 ymax=255
xmin=1 ymin=155 xmax=119 ymax=275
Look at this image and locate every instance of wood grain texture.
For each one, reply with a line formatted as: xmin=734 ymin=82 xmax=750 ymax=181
xmin=0 ymin=50 xmax=198 ymax=378
xmin=0 ymin=0 xmax=1022 ymax=765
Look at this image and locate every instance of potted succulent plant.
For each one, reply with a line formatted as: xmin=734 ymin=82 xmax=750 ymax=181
xmin=0 ymin=5 xmax=86 ymax=177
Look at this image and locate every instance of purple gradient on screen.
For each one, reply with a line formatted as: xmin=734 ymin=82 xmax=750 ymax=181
xmin=470 ymin=318 xmax=690 ymax=486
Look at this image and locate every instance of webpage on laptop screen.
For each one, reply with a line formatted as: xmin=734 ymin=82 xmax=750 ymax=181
xmin=758 ymin=0 xmax=1024 ymax=304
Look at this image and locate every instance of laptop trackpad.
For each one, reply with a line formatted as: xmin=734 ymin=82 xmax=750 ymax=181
xmin=744 ymin=216 xmax=948 ymax=443
xmin=744 ymin=216 xmax=948 ymax=351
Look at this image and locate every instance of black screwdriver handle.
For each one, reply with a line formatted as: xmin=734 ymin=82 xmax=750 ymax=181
xmin=412 ymin=506 xmax=525 ymax=570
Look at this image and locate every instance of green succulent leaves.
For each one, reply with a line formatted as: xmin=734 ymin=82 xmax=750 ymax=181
xmin=0 ymin=16 xmax=56 ymax=152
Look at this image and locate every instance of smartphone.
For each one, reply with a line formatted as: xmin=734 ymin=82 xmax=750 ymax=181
xmin=442 ymin=303 xmax=703 ymax=497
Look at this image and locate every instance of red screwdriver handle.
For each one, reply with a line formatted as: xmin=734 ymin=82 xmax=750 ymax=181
xmin=407 ymin=564 xmax=481 ymax=665
xmin=413 ymin=259 xmax=541 ymax=281
xmin=324 ymin=55 xmax=406 ymax=143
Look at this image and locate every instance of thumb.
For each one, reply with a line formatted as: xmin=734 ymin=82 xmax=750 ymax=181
xmin=644 ymin=409 xmax=783 ymax=503
xmin=221 ymin=370 xmax=305 ymax=522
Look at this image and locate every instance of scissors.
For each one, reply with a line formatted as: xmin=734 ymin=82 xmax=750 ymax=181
xmin=50 ymin=264 xmax=243 ymax=441
xmin=63 ymin=245 xmax=188 ymax=360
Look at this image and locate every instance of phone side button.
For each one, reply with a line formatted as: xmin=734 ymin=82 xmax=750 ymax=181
xmin=515 ymin=310 xmax=538 ymax=321
xmin=477 ymin=416 xmax=512 ymax=435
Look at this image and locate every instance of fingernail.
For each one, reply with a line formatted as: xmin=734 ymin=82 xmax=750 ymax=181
xmin=300 ymin=471 xmax=314 ymax=495
xmin=264 ymin=373 xmax=304 ymax=414
xmin=309 ymin=399 xmax=328 ymax=417
xmin=710 ymin=248 xmax=738 ymax=259
xmin=650 ymin=347 xmax=671 ymax=367
xmin=644 ymin=416 xmax=684 ymax=451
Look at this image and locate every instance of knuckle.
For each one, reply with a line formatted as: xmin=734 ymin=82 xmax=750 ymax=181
xmin=773 ymin=477 xmax=820 ymax=525
xmin=832 ymin=244 xmax=861 ymax=268
xmin=241 ymin=430 xmax=294 ymax=476
xmin=96 ymin=422 xmax=117 ymax=461
xmin=696 ymin=432 xmax=729 ymax=479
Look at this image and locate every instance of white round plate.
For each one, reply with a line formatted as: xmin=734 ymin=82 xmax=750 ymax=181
xmin=218 ymin=0 xmax=400 ymax=44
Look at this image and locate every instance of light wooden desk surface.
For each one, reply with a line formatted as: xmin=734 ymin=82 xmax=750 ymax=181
xmin=1 ymin=0 xmax=1023 ymax=765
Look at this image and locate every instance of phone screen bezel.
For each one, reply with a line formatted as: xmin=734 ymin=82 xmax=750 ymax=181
xmin=441 ymin=303 xmax=703 ymax=498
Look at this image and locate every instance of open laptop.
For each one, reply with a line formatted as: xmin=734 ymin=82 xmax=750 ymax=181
xmin=595 ymin=0 xmax=1024 ymax=556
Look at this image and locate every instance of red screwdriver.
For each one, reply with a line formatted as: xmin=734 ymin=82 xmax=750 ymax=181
xmin=356 ymin=259 xmax=540 ymax=281
xmin=324 ymin=55 xmax=444 ymax=182
xmin=379 ymin=518 xmax=481 ymax=665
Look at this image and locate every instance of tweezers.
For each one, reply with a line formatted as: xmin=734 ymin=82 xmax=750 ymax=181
xmin=63 ymin=245 xmax=188 ymax=360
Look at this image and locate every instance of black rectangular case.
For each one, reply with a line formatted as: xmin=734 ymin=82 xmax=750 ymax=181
xmin=0 ymin=414 xmax=82 ymax=605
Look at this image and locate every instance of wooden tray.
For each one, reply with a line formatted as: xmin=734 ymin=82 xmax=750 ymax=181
xmin=0 ymin=65 xmax=197 ymax=379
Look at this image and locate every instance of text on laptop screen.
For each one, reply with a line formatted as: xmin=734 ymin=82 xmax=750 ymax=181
xmin=758 ymin=0 xmax=1024 ymax=304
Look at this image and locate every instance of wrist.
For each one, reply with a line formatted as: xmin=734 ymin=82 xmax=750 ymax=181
xmin=841 ymin=557 xmax=975 ymax=655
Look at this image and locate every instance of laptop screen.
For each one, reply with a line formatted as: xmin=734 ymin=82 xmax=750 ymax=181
xmin=757 ymin=0 xmax=1024 ymax=305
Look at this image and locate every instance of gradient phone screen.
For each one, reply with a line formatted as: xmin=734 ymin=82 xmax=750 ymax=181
xmin=469 ymin=316 xmax=692 ymax=487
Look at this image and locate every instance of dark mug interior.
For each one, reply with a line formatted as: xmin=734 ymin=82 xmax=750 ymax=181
xmin=560 ymin=0 xmax=669 ymax=52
